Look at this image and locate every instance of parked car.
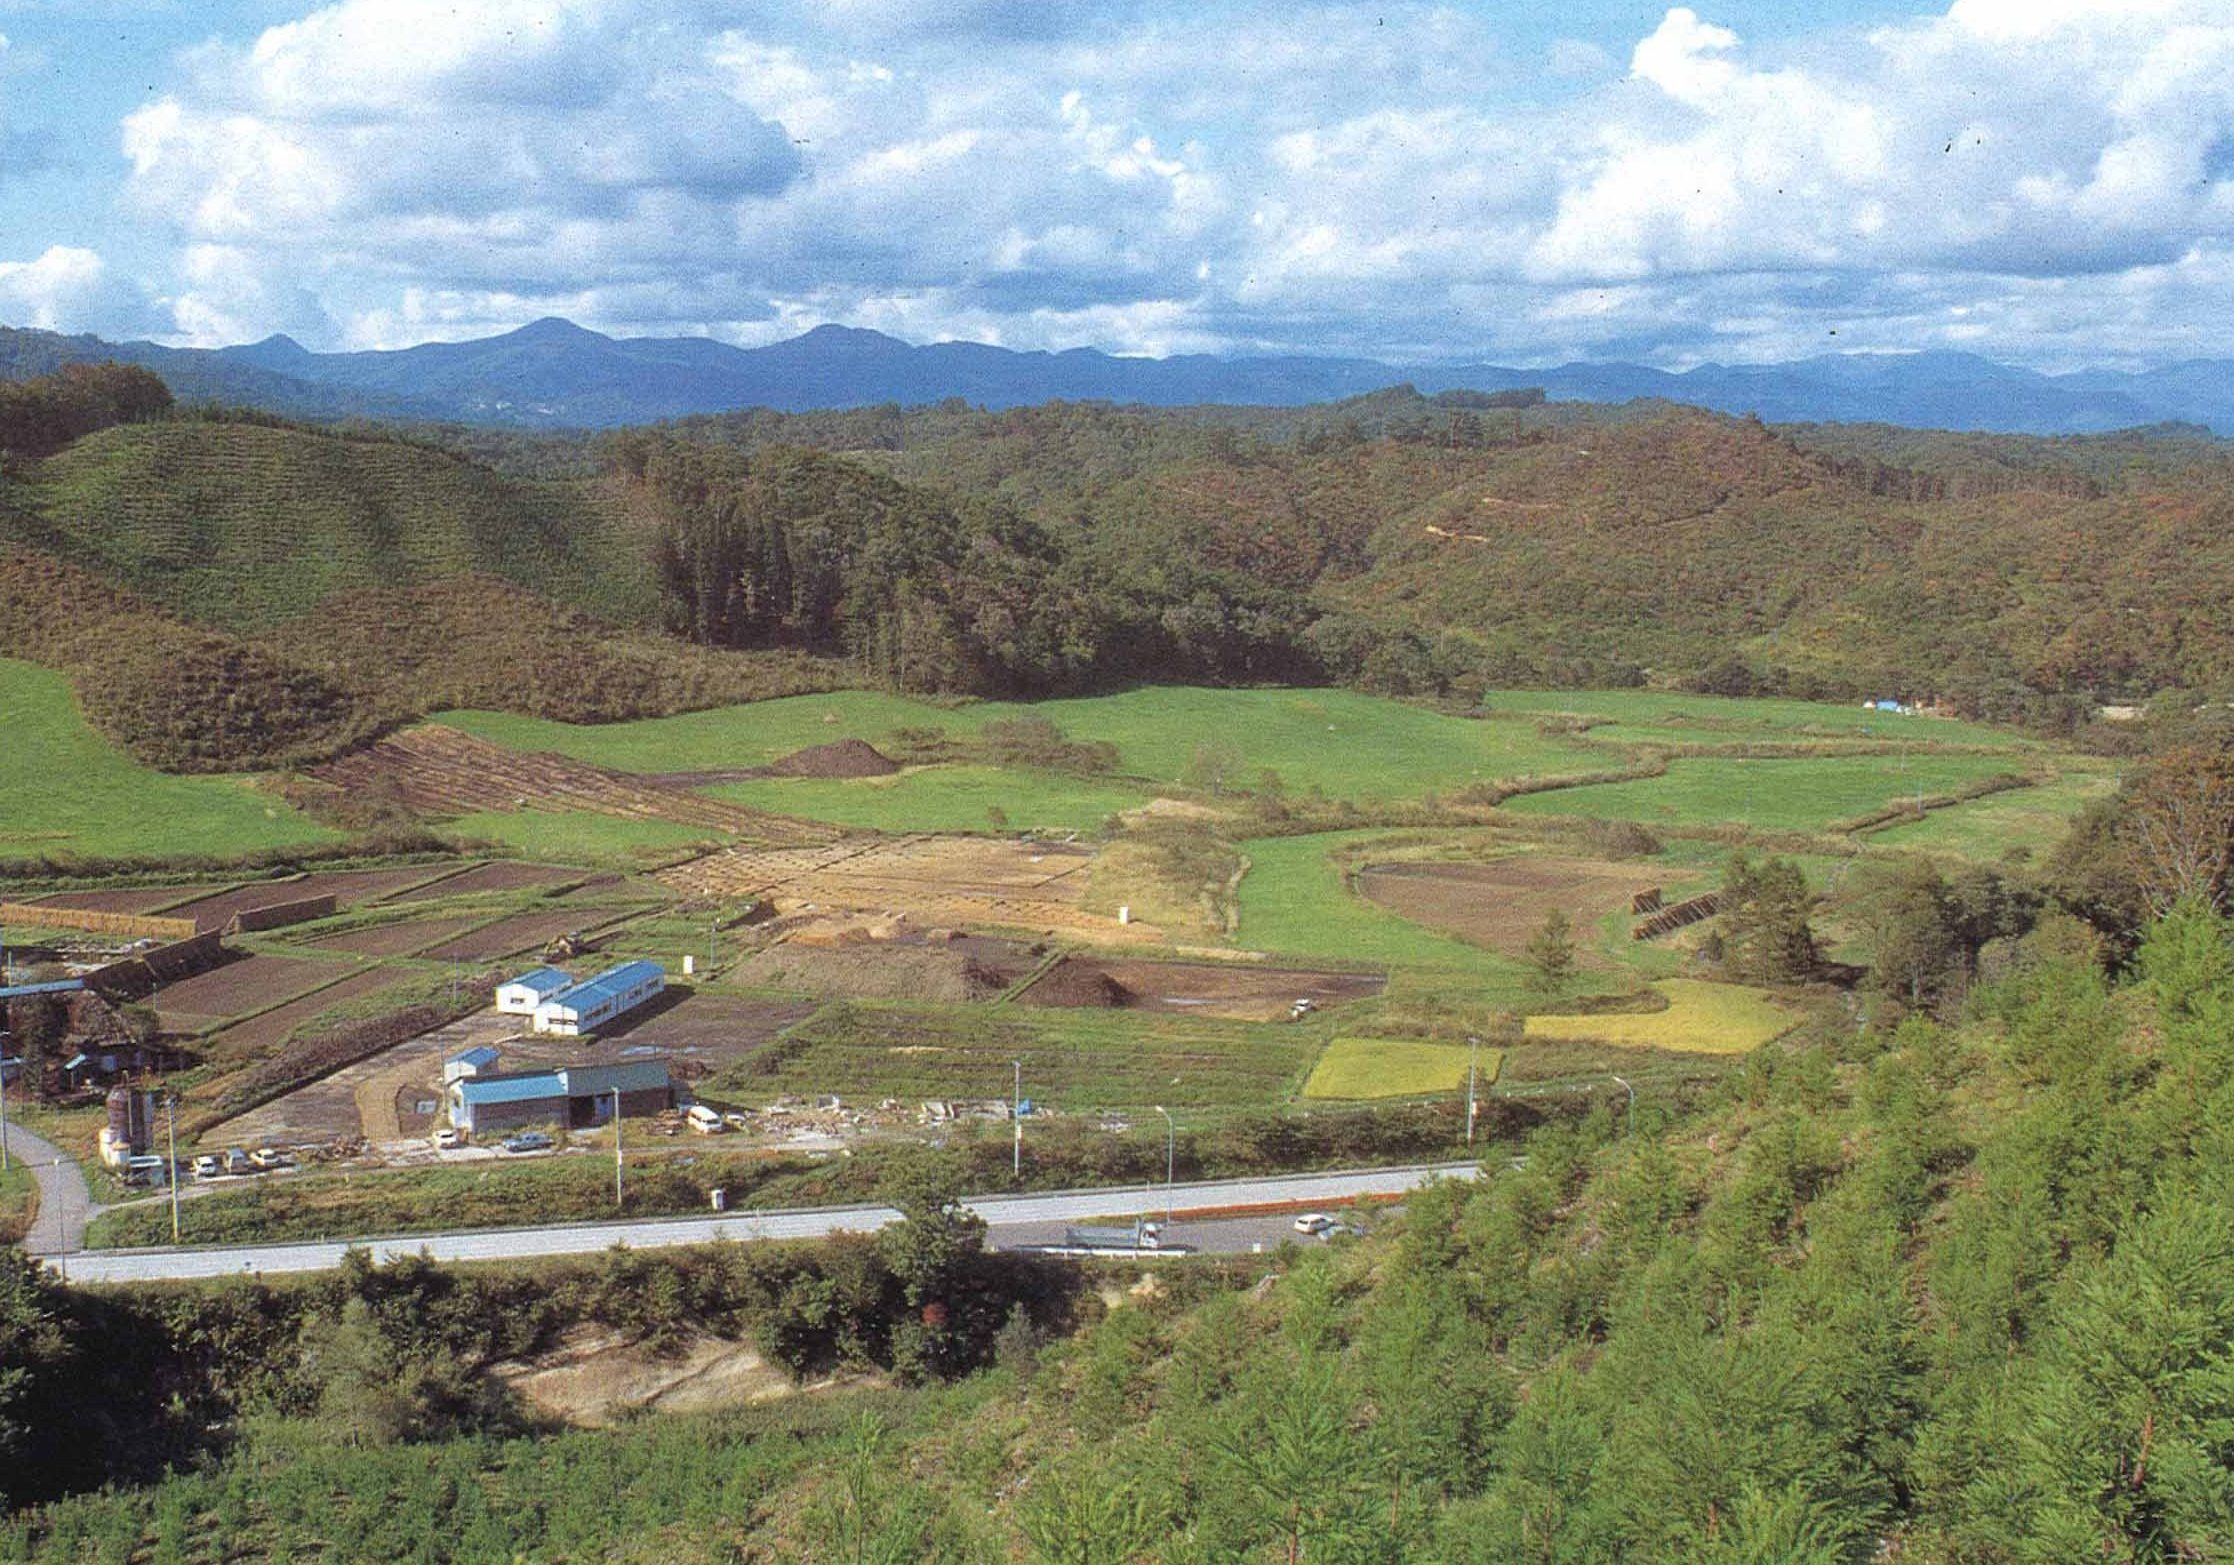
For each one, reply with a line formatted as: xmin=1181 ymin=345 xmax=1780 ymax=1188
xmin=1293 ymin=1212 xmax=1336 ymax=1236
xmin=248 ymin=1148 xmax=291 ymax=1170
xmin=433 ymin=1127 xmax=462 ymax=1150
xmin=222 ymin=1148 xmax=251 ymax=1176
xmin=685 ymin=1104 xmax=726 ymax=1134
xmin=722 ymin=1111 xmax=753 ymax=1132
xmin=500 ymin=1131 xmax=554 ymax=1155
xmin=191 ymin=1153 xmax=223 ymax=1180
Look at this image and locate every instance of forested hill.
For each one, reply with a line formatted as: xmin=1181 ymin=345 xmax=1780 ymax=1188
xmin=5 ymin=366 xmax=2234 ymax=773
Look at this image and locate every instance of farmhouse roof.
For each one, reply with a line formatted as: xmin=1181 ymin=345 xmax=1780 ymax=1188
xmin=557 ymin=1061 xmax=671 ymax=1097
xmin=543 ymin=960 xmax=664 ymax=1012
xmin=456 ymin=1070 xmax=567 ymax=1107
xmin=449 ymin=1045 xmax=502 ymax=1070
xmin=499 ymin=967 xmax=574 ymax=997
xmin=455 ymin=1060 xmax=670 ymax=1106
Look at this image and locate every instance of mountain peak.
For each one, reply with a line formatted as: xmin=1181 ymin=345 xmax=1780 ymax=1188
xmin=504 ymin=316 xmax=609 ymax=346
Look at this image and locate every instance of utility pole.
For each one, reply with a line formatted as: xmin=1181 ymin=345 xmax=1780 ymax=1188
xmin=1610 ymin=1074 xmax=1636 ymax=1138
xmin=1465 ymin=1034 xmax=1480 ymax=1146
xmin=1154 ymin=1105 xmax=1176 ymax=1227
xmin=165 ymin=1092 xmax=181 ymax=1244
xmin=0 ymin=1027 xmax=12 ymax=1174
xmin=708 ymin=916 xmax=718 ymax=977
xmin=1011 ymin=1059 xmax=1022 ymax=1180
xmin=613 ymin=1087 xmax=624 ymax=1208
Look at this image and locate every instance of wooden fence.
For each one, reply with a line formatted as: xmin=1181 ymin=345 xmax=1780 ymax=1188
xmin=1633 ymin=891 xmax=1722 ymax=941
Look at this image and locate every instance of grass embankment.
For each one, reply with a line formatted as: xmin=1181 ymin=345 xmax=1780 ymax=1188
xmin=0 ymin=1160 xmax=38 ymax=1243
xmin=1303 ymin=1038 xmax=1503 ymax=1100
xmin=1523 ymin=978 xmax=1800 ymax=1054
xmin=0 ymin=658 xmax=336 ymax=860
xmin=1868 ymin=764 xmax=2119 ymax=861
xmin=1479 ymin=687 xmax=2027 ymax=748
xmin=1500 ymin=751 xmax=2028 ymax=835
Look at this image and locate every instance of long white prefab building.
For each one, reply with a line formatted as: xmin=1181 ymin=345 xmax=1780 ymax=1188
xmin=496 ymin=967 xmax=575 ymax=1015
xmin=530 ymin=960 xmax=665 ymax=1036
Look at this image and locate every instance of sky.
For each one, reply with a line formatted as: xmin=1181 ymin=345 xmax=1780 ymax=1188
xmin=0 ymin=0 xmax=2230 ymax=369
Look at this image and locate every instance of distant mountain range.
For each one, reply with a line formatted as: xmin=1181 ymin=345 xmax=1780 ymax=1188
xmin=3 ymin=315 xmax=2232 ymax=435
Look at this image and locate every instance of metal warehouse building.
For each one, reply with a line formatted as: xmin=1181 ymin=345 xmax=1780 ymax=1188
xmin=448 ymin=1060 xmax=675 ymax=1136
xmin=530 ymin=960 xmax=665 ymax=1036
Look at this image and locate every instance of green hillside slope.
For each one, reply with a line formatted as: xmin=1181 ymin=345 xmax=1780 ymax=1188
xmin=4 ymin=422 xmax=655 ymax=630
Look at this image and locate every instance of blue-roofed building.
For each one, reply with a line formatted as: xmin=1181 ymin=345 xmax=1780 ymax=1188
xmin=448 ymin=1059 xmax=674 ymax=1135
xmin=496 ymin=966 xmax=576 ymax=1015
xmin=442 ymin=1044 xmax=504 ymax=1084
xmin=530 ymin=960 xmax=665 ymax=1037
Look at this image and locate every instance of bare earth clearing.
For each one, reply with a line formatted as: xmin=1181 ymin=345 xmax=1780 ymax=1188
xmin=664 ymin=833 xmax=1160 ymax=943
xmin=1357 ymin=855 xmax=1665 ymax=952
xmin=1016 ymin=956 xmax=1384 ymax=1022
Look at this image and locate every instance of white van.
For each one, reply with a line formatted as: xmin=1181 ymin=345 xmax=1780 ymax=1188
xmin=686 ymin=1104 xmax=726 ymax=1134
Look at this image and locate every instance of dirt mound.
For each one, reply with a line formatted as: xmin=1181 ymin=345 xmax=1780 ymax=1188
xmin=1016 ymin=956 xmax=1136 ymax=1009
xmin=767 ymin=738 xmax=900 ymax=778
xmin=733 ymin=942 xmax=1021 ymax=1003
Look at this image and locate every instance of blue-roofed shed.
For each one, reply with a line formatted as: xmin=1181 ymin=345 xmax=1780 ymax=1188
xmin=530 ymin=960 xmax=665 ymax=1037
xmin=447 ymin=1059 xmax=675 ymax=1135
xmin=496 ymin=967 xmax=576 ymax=1015
xmin=442 ymin=1044 xmax=503 ymax=1084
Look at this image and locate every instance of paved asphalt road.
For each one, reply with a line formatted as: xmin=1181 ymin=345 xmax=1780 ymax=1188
xmin=48 ymin=1162 xmax=1486 ymax=1285
xmin=4 ymin=1116 xmax=92 ymax=1257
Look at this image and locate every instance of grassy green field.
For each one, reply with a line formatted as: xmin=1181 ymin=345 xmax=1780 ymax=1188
xmin=705 ymin=765 xmax=1153 ymax=833
xmin=1234 ymin=832 xmax=1524 ymax=976
xmin=443 ymin=686 xmax=1616 ymax=804
xmin=1479 ymin=688 xmax=2025 ymax=748
xmin=1303 ymin=1037 xmax=1502 ymax=1100
xmin=445 ymin=808 xmax=725 ymax=865
xmin=0 ymin=658 xmax=337 ymax=862
xmin=1502 ymin=753 xmax=2028 ymax=834
xmin=1868 ymin=766 xmax=2120 ymax=861
xmin=1523 ymin=979 xmax=1799 ymax=1054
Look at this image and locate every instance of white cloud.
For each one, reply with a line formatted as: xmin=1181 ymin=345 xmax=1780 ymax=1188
xmin=0 ymin=244 xmax=107 ymax=328
xmin=57 ymin=0 xmax=2234 ymax=366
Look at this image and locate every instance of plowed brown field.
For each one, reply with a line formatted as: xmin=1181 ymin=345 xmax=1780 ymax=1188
xmin=1357 ymin=855 xmax=1665 ymax=953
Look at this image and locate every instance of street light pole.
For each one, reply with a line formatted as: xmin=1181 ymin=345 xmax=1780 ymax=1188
xmin=164 ymin=1093 xmax=181 ymax=1244
xmin=1609 ymin=1074 xmax=1636 ymax=1138
xmin=613 ymin=1086 xmax=624 ymax=1208
xmin=1153 ymin=1105 xmax=1175 ymax=1226
xmin=1011 ymin=1058 xmax=1022 ymax=1180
